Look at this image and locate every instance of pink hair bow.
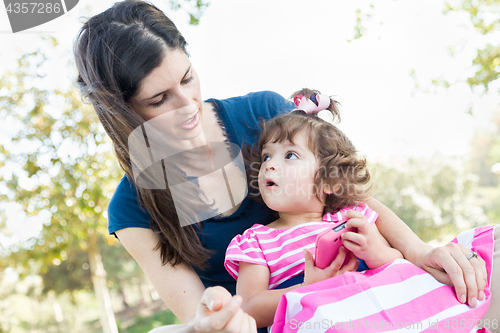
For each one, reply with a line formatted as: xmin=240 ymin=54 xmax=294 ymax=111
xmin=292 ymin=93 xmax=330 ymax=115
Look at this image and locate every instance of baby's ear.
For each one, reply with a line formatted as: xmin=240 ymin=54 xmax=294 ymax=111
xmin=322 ymin=183 xmax=341 ymax=195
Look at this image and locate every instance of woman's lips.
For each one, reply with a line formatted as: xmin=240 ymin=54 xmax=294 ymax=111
xmin=177 ymin=112 xmax=199 ymax=130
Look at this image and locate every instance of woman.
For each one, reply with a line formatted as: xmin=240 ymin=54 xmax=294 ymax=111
xmin=73 ymin=1 xmax=492 ymax=332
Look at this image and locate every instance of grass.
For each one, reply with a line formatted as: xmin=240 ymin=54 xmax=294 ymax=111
xmin=118 ymin=310 xmax=182 ymax=333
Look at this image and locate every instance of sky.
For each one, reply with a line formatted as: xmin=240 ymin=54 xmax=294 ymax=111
xmin=0 ymin=0 xmax=499 ymax=244
xmin=0 ymin=0 xmax=498 ymax=162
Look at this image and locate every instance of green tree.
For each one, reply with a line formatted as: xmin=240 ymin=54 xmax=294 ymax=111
xmin=169 ymin=0 xmax=210 ymax=25
xmin=444 ymin=0 xmax=500 ymax=92
xmin=0 ymin=46 xmax=122 ymax=332
xmin=0 ymin=1 xmax=212 ymax=330
xmin=371 ymin=158 xmax=489 ymax=241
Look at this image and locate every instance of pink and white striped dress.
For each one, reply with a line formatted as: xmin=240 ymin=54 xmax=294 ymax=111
xmin=224 ymin=203 xmax=378 ymax=290
xmin=271 ymin=225 xmax=497 ymax=333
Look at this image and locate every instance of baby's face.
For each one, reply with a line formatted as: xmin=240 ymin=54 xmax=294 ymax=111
xmin=258 ymin=132 xmax=325 ymax=214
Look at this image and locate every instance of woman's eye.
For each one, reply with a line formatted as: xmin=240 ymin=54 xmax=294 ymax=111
xmin=285 ymin=152 xmax=298 ymax=160
xmin=151 ymin=95 xmax=166 ymax=108
xmin=262 ymin=155 xmax=270 ymax=162
xmin=182 ymin=76 xmax=194 ymax=85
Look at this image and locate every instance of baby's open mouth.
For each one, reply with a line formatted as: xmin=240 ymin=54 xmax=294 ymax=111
xmin=266 ymin=180 xmax=277 ymax=187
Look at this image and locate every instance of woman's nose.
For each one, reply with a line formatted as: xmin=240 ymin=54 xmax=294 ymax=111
xmin=174 ymin=88 xmax=193 ymax=113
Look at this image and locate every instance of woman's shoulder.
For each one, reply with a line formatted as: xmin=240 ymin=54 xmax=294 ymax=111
xmin=211 ymin=90 xmax=285 ymax=103
xmin=235 ymin=90 xmax=293 ymax=114
xmin=108 ymin=174 xmax=136 ymax=206
xmin=107 ymin=174 xmax=151 ymax=234
xmin=208 ymin=91 xmax=294 ymax=117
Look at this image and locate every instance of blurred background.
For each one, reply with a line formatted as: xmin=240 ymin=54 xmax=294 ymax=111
xmin=0 ymin=0 xmax=499 ymax=332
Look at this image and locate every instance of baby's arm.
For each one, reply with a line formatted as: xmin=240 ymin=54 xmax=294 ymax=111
xmin=236 ymin=249 xmax=359 ymax=328
xmin=342 ymin=210 xmax=404 ymax=269
xmin=236 ymin=262 xmax=302 ymax=328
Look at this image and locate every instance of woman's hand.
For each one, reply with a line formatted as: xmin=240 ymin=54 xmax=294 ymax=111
xmin=193 ymin=286 xmax=257 ymax=333
xmin=418 ymin=243 xmax=487 ymax=307
xmin=303 ymin=247 xmax=358 ymax=286
xmin=363 ymin=197 xmax=488 ymax=306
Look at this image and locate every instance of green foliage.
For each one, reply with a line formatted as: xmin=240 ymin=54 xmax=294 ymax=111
xmin=349 ymin=3 xmax=375 ymax=42
xmin=468 ymin=110 xmax=500 ymax=186
xmin=371 ymin=158 xmax=489 ymax=241
xmin=118 ymin=311 xmax=181 ymax=333
xmin=477 ymin=186 xmax=500 ymax=223
xmin=444 ymin=0 xmax=500 ymax=35
xmin=168 ymin=0 xmax=210 ymax=25
xmin=0 ymin=47 xmax=121 ymax=283
xmin=40 ymin=250 xmax=92 ymax=294
xmin=101 ymin=239 xmax=147 ymax=292
xmin=444 ymin=0 xmax=500 ymax=92
xmin=467 ymin=44 xmax=500 ymax=91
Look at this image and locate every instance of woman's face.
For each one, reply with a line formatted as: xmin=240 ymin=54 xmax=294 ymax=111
xmin=130 ymin=48 xmax=203 ymax=141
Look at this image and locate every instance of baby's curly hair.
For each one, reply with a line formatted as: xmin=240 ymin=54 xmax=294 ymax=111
xmin=246 ymin=88 xmax=372 ymax=214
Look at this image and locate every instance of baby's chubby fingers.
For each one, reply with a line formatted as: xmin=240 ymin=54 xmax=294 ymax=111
xmin=338 ymin=251 xmax=359 ymax=274
xmin=341 ymin=231 xmax=365 ymax=250
xmin=344 ymin=210 xmax=369 ymax=233
xmin=343 ymin=209 xmax=365 ymax=220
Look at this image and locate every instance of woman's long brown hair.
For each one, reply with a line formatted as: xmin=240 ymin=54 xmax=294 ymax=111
xmin=73 ymin=0 xmax=212 ymax=269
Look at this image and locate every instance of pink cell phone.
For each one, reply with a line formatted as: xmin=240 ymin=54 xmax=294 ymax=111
xmin=314 ymin=221 xmax=353 ymax=269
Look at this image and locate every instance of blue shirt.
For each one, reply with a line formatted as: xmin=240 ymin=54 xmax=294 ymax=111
xmin=108 ymin=91 xmax=295 ymax=295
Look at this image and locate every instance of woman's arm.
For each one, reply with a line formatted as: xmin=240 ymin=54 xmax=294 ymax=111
xmin=364 ymin=197 xmax=487 ymax=307
xmin=148 ymin=287 xmax=257 ymax=333
xmin=118 ymin=228 xmax=258 ymax=332
xmin=116 ymin=227 xmax=206 ymax=323
xmin=363 ymin=198 xmax=431 ymax=263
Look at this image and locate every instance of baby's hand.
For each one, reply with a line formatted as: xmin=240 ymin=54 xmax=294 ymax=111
xmin=303 ymin=247 xmax=358 ymax=286
xmin=342 ymin=210 xmax=402 ymax=268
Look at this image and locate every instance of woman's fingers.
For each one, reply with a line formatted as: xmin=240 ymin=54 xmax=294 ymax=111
xmin=220 ymin=306 xmax=245 ymax=333
xmin=193 ymin=286 xmax=258 ymax=333
xmin=244 ymin=313 xmax=257 ymax=333
xmin=194 ymin=289 xmax=243 ymax=333
xmin=458 ymin=244 xmax=487 ymax=303
xmin=449 ymin=248 xmax=475 ymax=305
xmin=203 ymin=286 xmax=232 ymax=312
xmin=460 ymin=246 xmax=487 ymax=301
xmin=420 ymin=243 xmax=487 ymax=307
xmin=423 ymin=245 xmax=468 ymax=304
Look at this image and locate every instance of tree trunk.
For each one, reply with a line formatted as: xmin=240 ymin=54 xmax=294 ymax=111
xmin=87 ymin=229 xmax=119 ymax=333
xmin=140 ymin=282 xmax=153 ymax=304
xmin=48 ymin=290 xmax=64 ymax=322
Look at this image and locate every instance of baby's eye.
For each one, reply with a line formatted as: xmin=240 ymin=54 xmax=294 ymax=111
xmin=285 ymin=152 xmax=298 ymax=160
xmin=262 ymin=154 xmax=270 ymax=162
